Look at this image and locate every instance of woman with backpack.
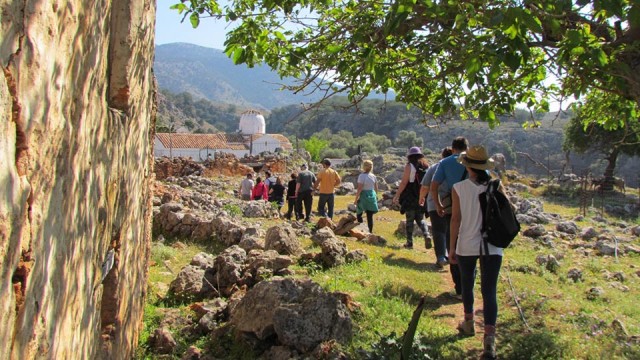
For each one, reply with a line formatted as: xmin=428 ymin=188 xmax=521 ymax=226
xmin=392 ymin=146 xmax=431 ymax=249
xmin=251 ymin=177 xmax=269 ymax=201
xmin=449 ymin=145 xmax=502 ymax=360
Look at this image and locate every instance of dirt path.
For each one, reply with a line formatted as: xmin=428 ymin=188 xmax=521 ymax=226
xmin=430 ymin=264 xmax=486 ymax=359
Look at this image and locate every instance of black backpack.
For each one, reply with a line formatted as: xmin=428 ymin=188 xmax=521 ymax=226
xmin=399 ymin=163 xmax=428 ymax=213
xmin=479 ymin=179 xmax=520 ymax=249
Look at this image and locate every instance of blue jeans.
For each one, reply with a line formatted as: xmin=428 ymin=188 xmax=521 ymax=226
xmin=317 ymin=193 xmax=335 ymax=218
xmin=429 ymin=210 xmax=448 ymax=262
xmin=457 ymin=255 xmax=503 ymax=326
xmin=405 ymin=209 xmax=428 ymax=245
xmin=432 ymin=212 xmax=461 ymax=294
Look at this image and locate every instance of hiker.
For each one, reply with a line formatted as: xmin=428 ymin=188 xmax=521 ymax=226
xmin=419 ymin=146 xmax=453 ymax=268
xmin=354 ymin=159 xmax=378 ymax=233
xmin=264 ymin=170 xmax=277 ymax=189
xmin=430 ymin=136 xmax=469 ymax=299
xmin=284 ymin=173 xmax=299 ymax=220
xmin=392 ymin=146 xmax=431 ymax=250
xmin=295 ymin=164 xmax=317 ymax=222
xmin=268 ymin=176 xmax=286 ymax=216
xmin=449 ymin=145 xmax=501 ymax=359
xmin=314 ymin=158 xmax=341 ymax=219
xmin=238 ymin=173 xmax=254 ymax=201
xmin=251 ymin=176 xmax=268 ymax=201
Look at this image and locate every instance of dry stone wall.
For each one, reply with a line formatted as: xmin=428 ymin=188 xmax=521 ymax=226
xmin=0 ymin=1 xmax=156 ymax=359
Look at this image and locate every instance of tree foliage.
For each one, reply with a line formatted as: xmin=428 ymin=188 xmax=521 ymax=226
xmin=395 ymin=130 xmax=423 ymax=148
xmin=563 ymin=89 xmax=640 ymax=178
xmin=302 ymin=136 xmax=329 ymax=162
xmin=172 ymin=0 xmax=640 ymax=127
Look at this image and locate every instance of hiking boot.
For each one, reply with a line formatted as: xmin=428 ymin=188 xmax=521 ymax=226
xmin=424 ymin=235 xmax=433 ymax=249
xmin=457 ymin=319 xmax=475 ymax=336
xmin=403 ymin=242 xmax=413 ymax=249
xmin=483 ymin=335 xmax=496 ymax=359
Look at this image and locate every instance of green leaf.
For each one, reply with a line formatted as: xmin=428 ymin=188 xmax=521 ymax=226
xmin=465 ymin=56 xmax=481 ymax=75
xmin=503 ymin=52 xmax=521 ymax=72
xmin=570 ymin=46 xmax=585 ymax=56
xmin=327 ymin=44 xmax=342 ymax=54
xmin=189 ymin=13 xmax=200 ymax=28
xmin=170 ymin=3 xmax=187 ymax=13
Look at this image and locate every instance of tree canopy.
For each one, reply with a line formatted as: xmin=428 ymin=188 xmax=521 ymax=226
xmin=172 ymin=0 xmax=640 ymax=127
xmin=563 ymin=89 xmax=640 ymax=179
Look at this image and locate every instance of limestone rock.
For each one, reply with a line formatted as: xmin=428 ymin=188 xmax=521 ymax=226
xmin=318 ymin=238 xmax=348 ymax=268
xmin=265 ymin=225 xmax=304 ymax=256
xmin=556 ymin=221 xmax=579 ymax=235
xmin=523 ymin=224 xmax=546 ymax=238
xmin=230 ymin=278 xmax=352 ymax=352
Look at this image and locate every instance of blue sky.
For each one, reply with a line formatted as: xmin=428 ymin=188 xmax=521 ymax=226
xmin=155 ymin=1 xmax=230 ymax=50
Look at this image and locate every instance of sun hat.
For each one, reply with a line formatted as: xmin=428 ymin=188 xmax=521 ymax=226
xmin=458 ymin=145 xmax=495 ymax=170
xmin=407 ymin=146 xmax=422 ymax=156
xmin=321 ymin=158 xmax=331 ymax=166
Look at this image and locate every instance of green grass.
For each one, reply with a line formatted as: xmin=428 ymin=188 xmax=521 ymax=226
xmin=138 ymin=189 xmax=640 ymax=359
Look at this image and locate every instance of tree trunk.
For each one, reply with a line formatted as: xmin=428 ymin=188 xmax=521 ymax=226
xmin=602 ymin=148 xmax=620 ymax=190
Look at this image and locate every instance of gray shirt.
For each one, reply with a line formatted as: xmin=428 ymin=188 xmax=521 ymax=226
xmin=240 ymin=178 xmax=254 ymax=196
xmin=421 ymin=162 xmax=448 ymax=212
xmin=297 ymin=170 xmax=316 ymax=192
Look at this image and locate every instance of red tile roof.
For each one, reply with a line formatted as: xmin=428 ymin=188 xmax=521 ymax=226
xmin=251 ymin=134 xmax=294 ymax=150
xmin=155 ymin=133 xmax=247 ymax=150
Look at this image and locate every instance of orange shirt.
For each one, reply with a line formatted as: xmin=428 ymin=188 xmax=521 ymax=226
xmin=316 ymin=167 xmax=341 ymax=194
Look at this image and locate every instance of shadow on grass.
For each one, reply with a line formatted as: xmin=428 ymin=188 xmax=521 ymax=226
xmin=381 ymin=253 xmax=442 ymax=273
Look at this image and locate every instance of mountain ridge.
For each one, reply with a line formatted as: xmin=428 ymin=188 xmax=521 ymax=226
xmin=154 ymin=43 xmax=325 ymax=110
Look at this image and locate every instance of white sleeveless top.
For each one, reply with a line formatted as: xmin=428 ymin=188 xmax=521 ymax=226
xmin=452 ymin=179 xmax=504 ymax=256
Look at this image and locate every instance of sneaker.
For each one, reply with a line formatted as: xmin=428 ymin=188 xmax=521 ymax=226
xmin=424 ymin=236 xmax=433 ymax=249
xmin=457 ymin=319 xmax=475 ymax=336
xmin=483 ymin=335 xmax=496 ymax=359
xmin=448 ymin=291 xmax=463 ymax=301
xmin=403 ymin=243 xmax=413 ymax=249
xmin=436 ymin=258 xmax=449 ymax=268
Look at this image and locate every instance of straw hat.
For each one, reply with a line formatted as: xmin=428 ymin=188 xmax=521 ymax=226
xmin=458 ymin=145 xmax=494 ymax=170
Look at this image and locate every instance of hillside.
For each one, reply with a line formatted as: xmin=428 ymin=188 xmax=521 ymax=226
xmin=154 ymin=43 xmax=325 ymax=110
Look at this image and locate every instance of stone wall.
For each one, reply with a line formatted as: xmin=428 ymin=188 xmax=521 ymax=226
xmin=0 ymin=1 xmax=155 ymax=359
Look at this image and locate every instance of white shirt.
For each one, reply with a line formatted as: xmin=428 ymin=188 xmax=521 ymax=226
xmin=453 ymin=179 xmax=504 ymax=256
xmin=357 ymin=173 xmax=376 ymax=190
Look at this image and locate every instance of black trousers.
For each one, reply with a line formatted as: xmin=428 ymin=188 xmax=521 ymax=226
xmin=295 ymin=190 xmax=313 ymax=221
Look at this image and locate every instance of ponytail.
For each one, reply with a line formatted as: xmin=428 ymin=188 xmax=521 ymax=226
xmin=470 ymin=167 xmax=490 ymax=185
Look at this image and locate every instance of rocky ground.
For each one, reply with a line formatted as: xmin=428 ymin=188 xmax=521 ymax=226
xmin=142 ymin=156 xmax=640 ymax=359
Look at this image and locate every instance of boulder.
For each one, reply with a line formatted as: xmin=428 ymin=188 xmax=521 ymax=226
xmin=168 ymin=265 xmax=206 ymax=299
xmin=265 ymin=225 xmax=304 ymax=256
xmin=318 ymin=238 xmax=348 ymax=268
xmin=556 ymin=221 xmax=579 ymax=235
xmin=311 ymin=227 xmax=337 ymax=246
xmin=230 ymin=278 xmax=352 ymax=353
xmin=523 ymin=224 xmax=546 ymax=238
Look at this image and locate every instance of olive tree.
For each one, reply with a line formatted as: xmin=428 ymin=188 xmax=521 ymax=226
xmin=563 ymin=90 xmax=640 ymax=188
xmin=171 ymin=0 xmax=640 ymax=128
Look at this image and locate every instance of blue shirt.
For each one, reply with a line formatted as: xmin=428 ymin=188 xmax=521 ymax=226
xmin=432 ymin=154 xmax=467 ymax=192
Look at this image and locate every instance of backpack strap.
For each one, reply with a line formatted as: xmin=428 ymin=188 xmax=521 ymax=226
xmin=481 ymin=179 xmax=499 ymax=257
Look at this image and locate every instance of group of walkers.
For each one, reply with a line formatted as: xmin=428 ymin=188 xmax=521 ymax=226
xmin=238 ymin=137 xmax=506 ymax=358
xmin=238 ymin=159 xmax=342 ymax=223
xmin=394 ymin=136 xmax=503 ymax=359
